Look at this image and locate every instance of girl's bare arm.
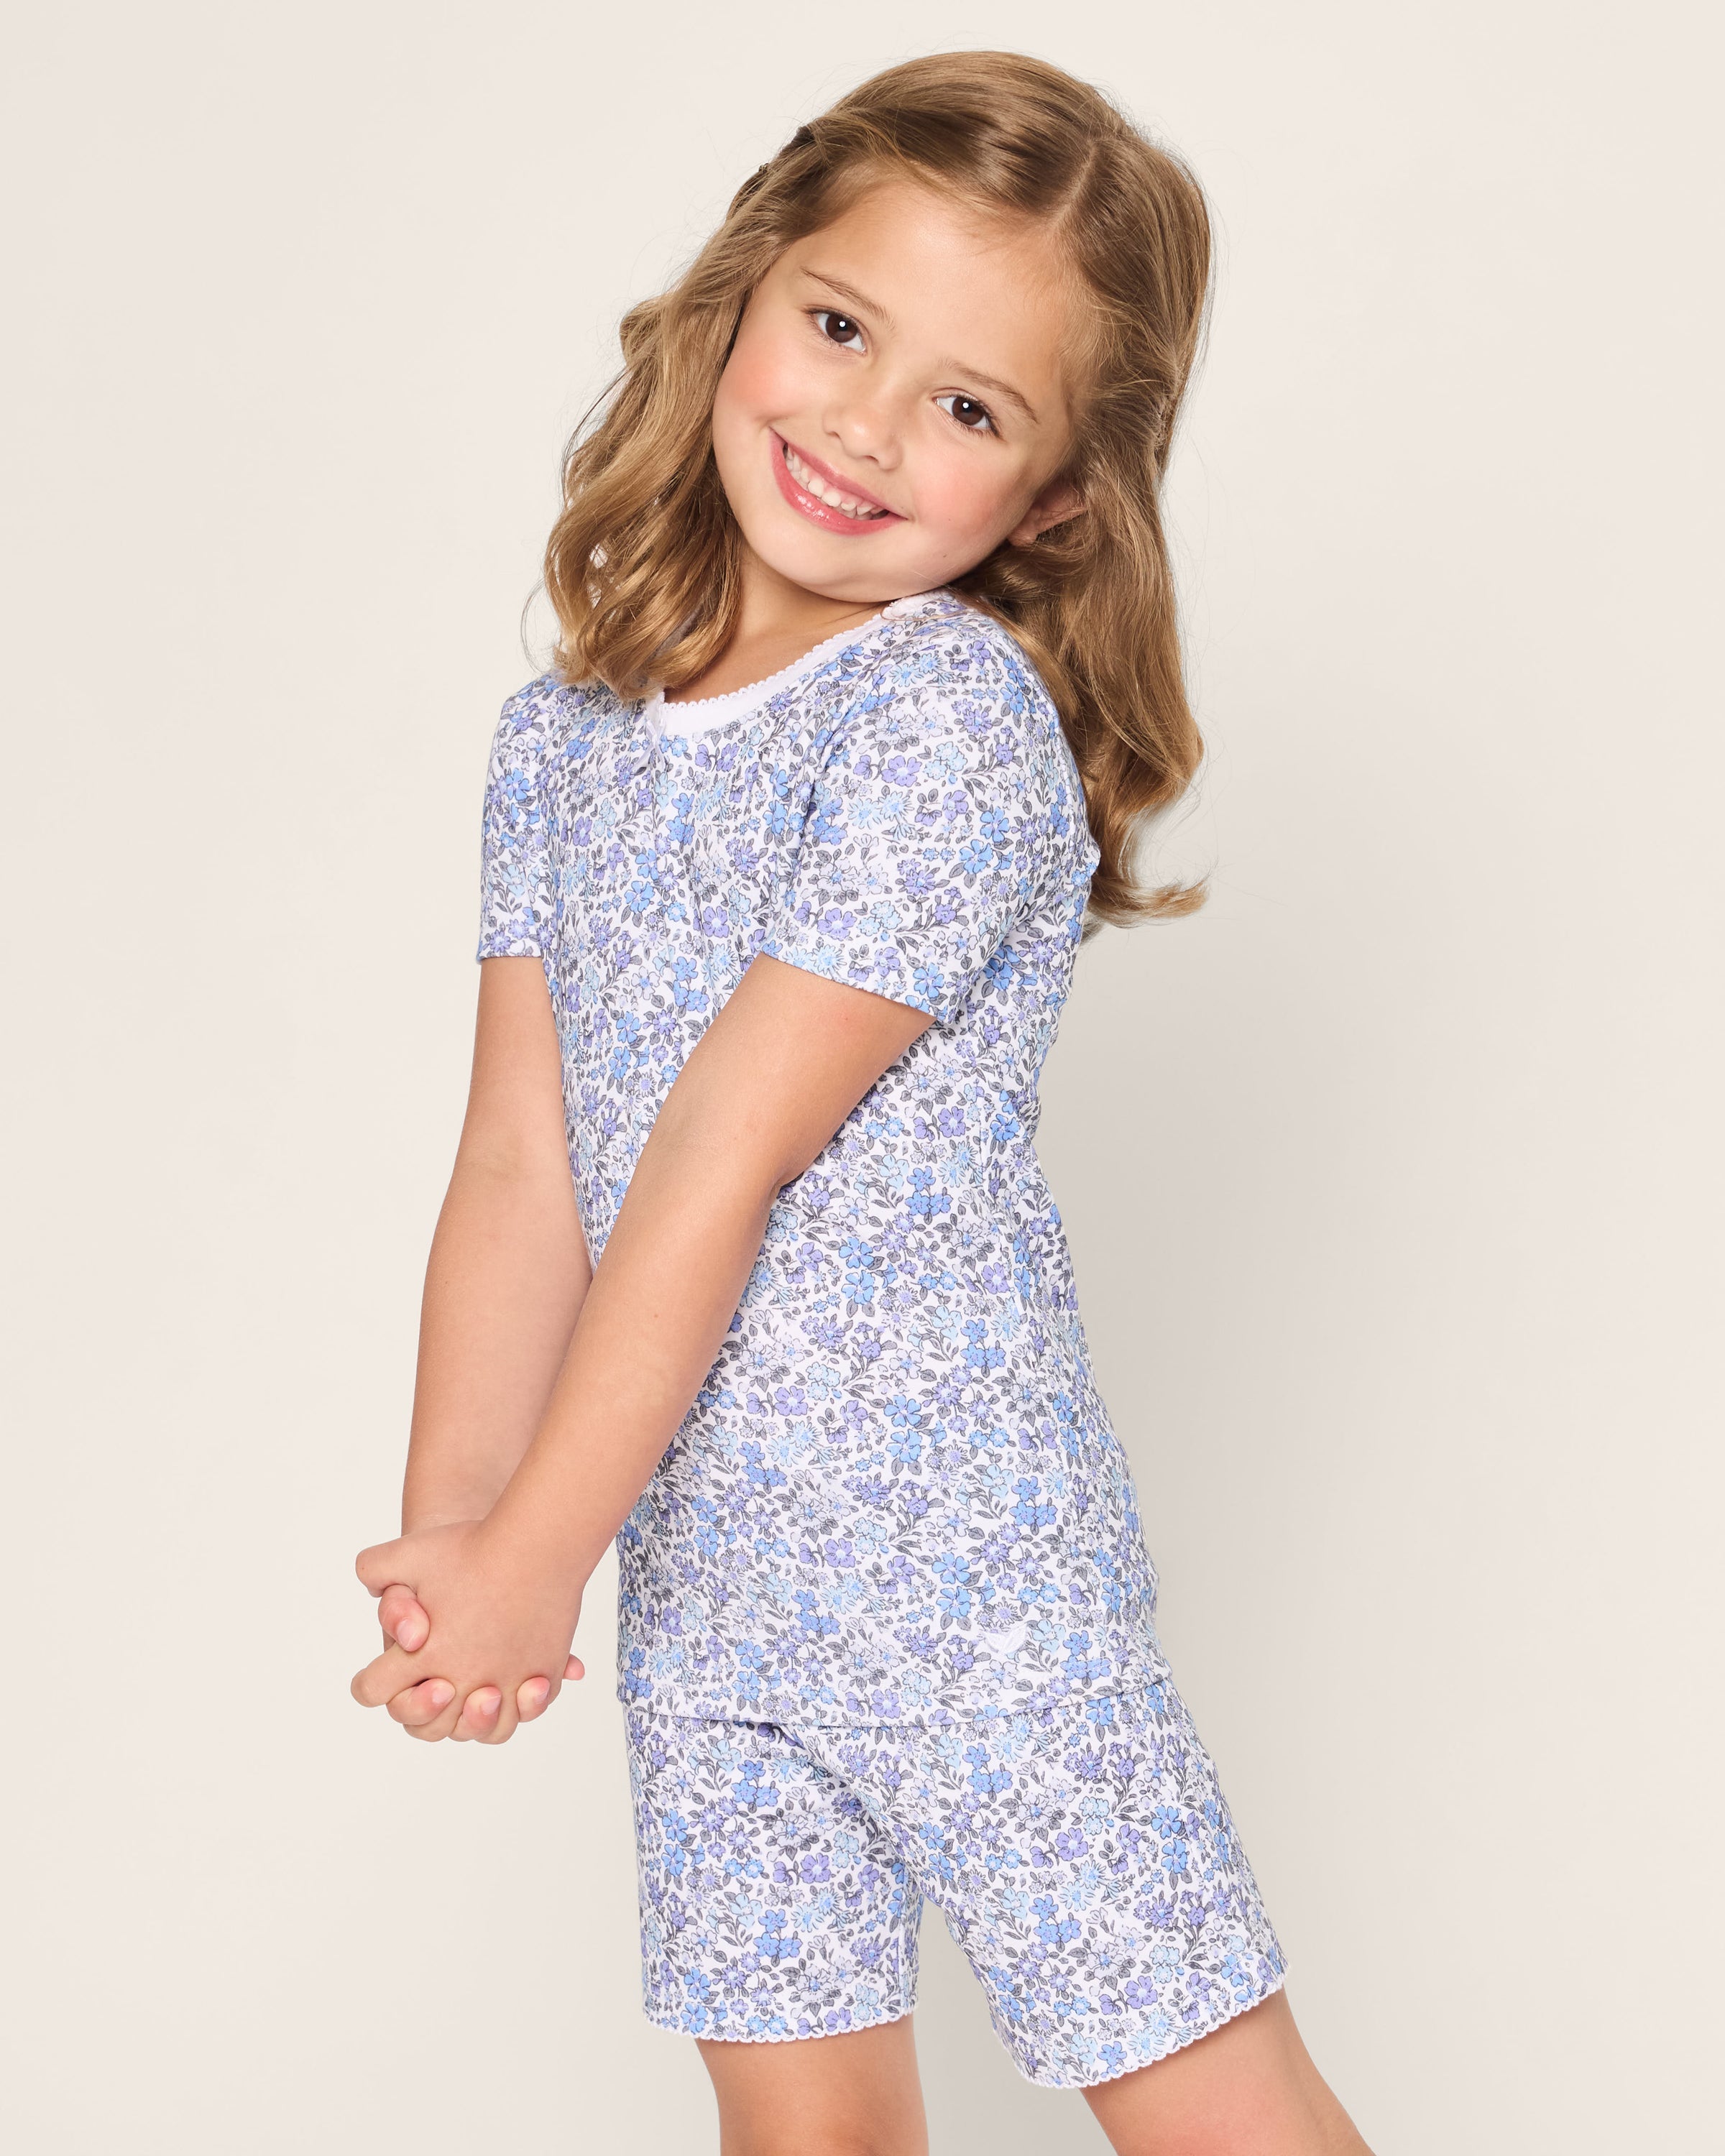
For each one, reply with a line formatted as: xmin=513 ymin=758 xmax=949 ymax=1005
xmin=488 ymin=952 xmax=932 ymax=1579
xmin=352 ymin=952 xmax=931 ymax=1741
xmin=399 ymin=955 xmax=590 ymax=1532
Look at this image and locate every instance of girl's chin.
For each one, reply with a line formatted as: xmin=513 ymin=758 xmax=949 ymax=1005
xmin=739 ymin=523 xmax=916 ymax=600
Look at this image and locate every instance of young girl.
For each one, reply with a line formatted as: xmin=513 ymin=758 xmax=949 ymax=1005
xmin=351 ymin=51 xmax=1368 ymax=2155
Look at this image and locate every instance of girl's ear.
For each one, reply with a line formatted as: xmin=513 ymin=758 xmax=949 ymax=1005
xmin=1006 ymin=475 xmax=1085 ymax=548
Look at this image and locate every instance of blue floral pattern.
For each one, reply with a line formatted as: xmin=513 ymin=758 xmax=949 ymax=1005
xmin=625 ymin=1680 xmax=1286 ymax=2086
xmin=478 ymin=592 xmax=1171 ymax=1727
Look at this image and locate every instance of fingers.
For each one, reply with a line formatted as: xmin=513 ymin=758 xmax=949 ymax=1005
xmin=448 ymin=1685 xmax=528 ymax=1746
xmin=404 ymin=1695 xmax=465 ymax=1743
xmin=356 ymin=1651 xmax=569 ymax=1740
xmin=477 ymin=1685 xmax=523 ymax=1747
xmin=449 ymin=1685 xmax=504 ymax=1742
xmin=387 ymin=1677 xmax=455 ymax=1727
xmin=382 ymin=1677 xmax=564 ymax=1743
xmin=351 ymin=1644 xmax=423 ymax=1708
xmin=398 ymin=1672 xmax=561 ymax=1738
xmin=377 ymin=1583 xmax=431 ymax=1651
xmin=516 ymin=1675 xmax=556 ymax=1722
xmin=407 ymin=1685 xmax=508 ymax=1745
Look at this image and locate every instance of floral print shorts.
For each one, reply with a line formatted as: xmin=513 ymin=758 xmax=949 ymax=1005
xmin=624 ymin=1677 xmax=1286 ymax=2088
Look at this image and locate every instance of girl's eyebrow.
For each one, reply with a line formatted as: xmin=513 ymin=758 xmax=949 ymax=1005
xmin=801 ymin=268 xmax=895 ymax=328
xmin=800 ymin=268 xmax=1039 ymax=425
xmin=939 ymin=364 xmax=1038 ymax=426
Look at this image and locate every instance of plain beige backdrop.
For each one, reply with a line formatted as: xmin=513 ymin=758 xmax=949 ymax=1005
xmin=4 ymin=3 xmax=1720 ymax=2150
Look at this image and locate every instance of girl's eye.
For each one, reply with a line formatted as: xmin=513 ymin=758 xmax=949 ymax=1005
xmin=812 ymin=310 xmax=865 ymax=351
xmin=936 ymin=392 xmax=996 ymax=435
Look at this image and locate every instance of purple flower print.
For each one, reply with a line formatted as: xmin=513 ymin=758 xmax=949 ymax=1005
xmin=480 ymin=599 xmax=1178 ymax=1743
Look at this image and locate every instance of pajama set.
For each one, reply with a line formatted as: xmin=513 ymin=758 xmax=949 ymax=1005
xmin=476 ymin=589 xmax=1284 ymax=2087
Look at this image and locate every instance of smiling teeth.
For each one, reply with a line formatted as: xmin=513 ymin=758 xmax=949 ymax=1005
xmin=784 ymin=443 xmax=886 ymax=518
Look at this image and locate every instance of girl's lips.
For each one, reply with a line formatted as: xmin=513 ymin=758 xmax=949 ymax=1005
xmin=770 ymin=433 xmax=903 ymax=535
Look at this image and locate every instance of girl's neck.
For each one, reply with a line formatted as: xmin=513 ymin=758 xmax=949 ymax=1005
xmin=663 ymin=551 xmax=884 ymax=706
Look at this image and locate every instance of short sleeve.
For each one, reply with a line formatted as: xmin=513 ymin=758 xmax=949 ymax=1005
xmin=476 ymin=683 xmax=555 ymax=959
xmin=759 ymin=636 xmax=1064 ymax=1023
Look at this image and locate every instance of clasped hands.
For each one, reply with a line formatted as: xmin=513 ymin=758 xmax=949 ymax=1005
xmin=349 ymin=1521 xmax=586 ymax=1745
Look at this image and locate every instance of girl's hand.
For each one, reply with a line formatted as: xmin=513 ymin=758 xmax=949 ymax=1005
xmin=350 ymin=1523 xmax=586 ymax=1746
xmin=370 ymin=1580 xmax=585 ymax=1740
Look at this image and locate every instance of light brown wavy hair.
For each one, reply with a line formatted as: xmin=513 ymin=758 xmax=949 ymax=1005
xmin=543 ymin=50 xmax=1213 ymax=921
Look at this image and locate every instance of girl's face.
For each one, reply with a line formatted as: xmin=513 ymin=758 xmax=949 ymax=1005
xmin=710 ymin=179 xmax=1085 ymax=607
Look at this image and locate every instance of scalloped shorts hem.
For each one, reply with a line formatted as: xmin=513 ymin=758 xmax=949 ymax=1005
xmin=636 ymin=1970 xmax=1288 ymax=2090
xmin=1008 ymin=1964 xmax=1289 ymax=2089
xmin=642 ymin=1996 xmax=918 ymax=2047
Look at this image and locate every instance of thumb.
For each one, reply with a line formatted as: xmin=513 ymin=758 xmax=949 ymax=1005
xmin=378 ymin=1582 xmax=431 ymax=1651
xmin=355 ymin=1537 xmax=410 ymax=1596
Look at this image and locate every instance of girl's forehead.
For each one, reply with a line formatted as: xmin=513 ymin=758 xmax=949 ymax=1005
xmin=776 ymin=178 xmax=1079 ymax=418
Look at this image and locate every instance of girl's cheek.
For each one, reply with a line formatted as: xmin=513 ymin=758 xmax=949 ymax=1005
xmin=717 ymin=321 xmax=808 ymax=426
xmin=914 ymin=459 xmax=1025 ymax=551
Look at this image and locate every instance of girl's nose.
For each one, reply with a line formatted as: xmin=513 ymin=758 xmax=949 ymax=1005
xmin=824 ymin=392 xmax=902 ymax=472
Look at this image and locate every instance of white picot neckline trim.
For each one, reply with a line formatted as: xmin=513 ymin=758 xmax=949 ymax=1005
xmin=641 ymin=590 xmax=947 ymax=741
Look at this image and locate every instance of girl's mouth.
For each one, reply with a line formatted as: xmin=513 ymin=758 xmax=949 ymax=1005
xmin=770 ymin=433 xmax=901 ymax=535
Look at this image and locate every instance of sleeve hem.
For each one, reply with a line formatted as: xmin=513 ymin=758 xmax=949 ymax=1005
xmin=758 ymin=934 xmax=945 ymax=1022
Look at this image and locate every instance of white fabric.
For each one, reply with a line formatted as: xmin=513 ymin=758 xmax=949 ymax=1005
xmin=642 ymin=595 xmax=935 ymax=741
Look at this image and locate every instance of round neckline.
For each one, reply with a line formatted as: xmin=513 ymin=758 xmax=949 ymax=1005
xmin=642 ymin=590 xmax=947 ymax=742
